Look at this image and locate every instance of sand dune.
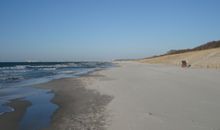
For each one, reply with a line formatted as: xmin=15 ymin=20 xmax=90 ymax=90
xmin=140 ymin=48 xmax=220 ymax=69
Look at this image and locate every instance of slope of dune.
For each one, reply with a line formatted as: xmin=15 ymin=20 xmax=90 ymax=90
xmin=140 ymin=48 xmax=220 ymax=69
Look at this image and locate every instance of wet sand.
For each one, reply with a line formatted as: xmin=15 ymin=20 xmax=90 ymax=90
xmin=0 ymin=99 xmax=31 ymax=130
xmin=37 ymin=77 xmax=113 ymax=130
xmin=0 ymin=71 xmax=112 ymax=130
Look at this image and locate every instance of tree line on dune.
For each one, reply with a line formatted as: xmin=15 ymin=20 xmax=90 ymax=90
xmin=144 ymin=40 xmax=220 ymax=59
xmin=166 ymin=40 xmax=220 ymax=55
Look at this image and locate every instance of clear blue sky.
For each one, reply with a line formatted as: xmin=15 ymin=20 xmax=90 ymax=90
xmin=0 ymin=0 xmax=220 ymax=61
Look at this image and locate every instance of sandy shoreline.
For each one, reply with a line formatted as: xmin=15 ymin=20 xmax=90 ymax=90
xmin=1 ymin=61 xmax=220 ymax=130
xmin=37 ymin=77 xmax=113 ymax=130
xmin=0 ymin=99 xmax=31 ymax=130
xmin=0 ymin=70 xmax=113 ymax=130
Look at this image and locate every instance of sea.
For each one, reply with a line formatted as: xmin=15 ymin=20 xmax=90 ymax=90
xmin=0 ymin=62 xmax=112 ymax=129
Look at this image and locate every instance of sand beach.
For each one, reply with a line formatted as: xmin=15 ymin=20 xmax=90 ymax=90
xmin=1 ymin=0 xmax=220 ymax=129
xmin=1 ymin=61 xmax=220 ymax=130
xmin=83 ymin=61 xmax=220 ymax=130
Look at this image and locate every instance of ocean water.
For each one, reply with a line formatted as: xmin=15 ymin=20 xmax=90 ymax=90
xmin=0 ymin=62 xmax=112 ymax=129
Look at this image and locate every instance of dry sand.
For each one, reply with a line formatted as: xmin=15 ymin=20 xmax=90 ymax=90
xmin=84 ymin=61 xmax=220 ymax=130
xmin=140 ymin=48 xmax=220 ymax=69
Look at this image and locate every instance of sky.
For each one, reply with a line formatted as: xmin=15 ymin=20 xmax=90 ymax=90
xmin=0 ymin=0 xmax=220 ymax=61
